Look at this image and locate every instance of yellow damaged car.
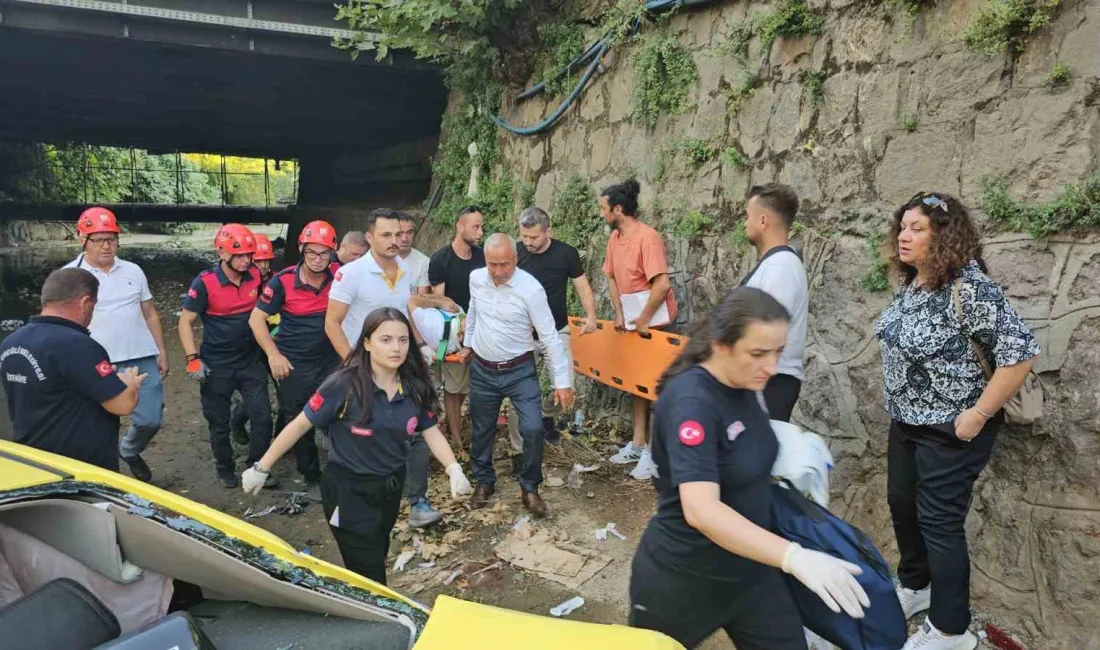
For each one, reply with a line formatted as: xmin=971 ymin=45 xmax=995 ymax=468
xmin=0 ymin=440 xmax=681 ymax=650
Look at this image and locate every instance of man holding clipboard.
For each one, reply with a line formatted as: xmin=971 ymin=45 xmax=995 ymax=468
xmin=599 ymin=178 xmax=677 ymax=481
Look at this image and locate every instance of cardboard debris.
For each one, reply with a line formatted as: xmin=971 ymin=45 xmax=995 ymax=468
xmin=494 ymin=530 xmax=611 ymax=590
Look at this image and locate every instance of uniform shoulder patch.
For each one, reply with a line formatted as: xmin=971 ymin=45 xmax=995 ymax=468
xmin=308 ymin=391 xmax=325 ymax=411
xmin=187 ymin=288 xmax=198 ymax=299
xmin=95 ymin=360 xmax=113 ymax=378
xmin=406 ymin=416 xmax=418 ymax=435
xmin=335 ymin=270 xmax=344 ymax=282
xmin=261 ymin=286 xmax=274 ymax=301
xmin=678 ymin=420 xmax=705 ymax=447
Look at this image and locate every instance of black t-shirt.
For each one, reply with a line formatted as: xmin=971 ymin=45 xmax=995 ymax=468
xmin=517 ymin=239 xmax=584 ymax=331
xmin=639 ymin=365 xmax=779 ymax=582
xmin=0 ymin=316 xmax=127 ymax=471
xmin=428 ymin=244 xmax=485 ymax=312
xmin=304 ymin=372 xmax=439 ymax=476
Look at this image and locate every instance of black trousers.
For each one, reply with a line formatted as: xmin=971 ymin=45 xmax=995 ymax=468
xmin=321 ymin=462 xmax=405 ymax=586
xmin=199 ymin=360 xmax=272 ymax=475
xmin=887 ymin=415 xmax=1001 ymax=634
xmin=628 ymin=545 xmax=807 ymax=650
xmin=276 ymin=359 xmax=337 ymax=483
xmin=763 ymin=373 xmax=802 ymax=423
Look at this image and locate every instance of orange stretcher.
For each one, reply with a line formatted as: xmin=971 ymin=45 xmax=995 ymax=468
xmin=568 ymin=318 xmax=687 ymax=401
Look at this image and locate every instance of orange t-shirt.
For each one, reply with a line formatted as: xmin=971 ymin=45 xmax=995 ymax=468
xmin=602 ymin=221 xmax=678 ymax=323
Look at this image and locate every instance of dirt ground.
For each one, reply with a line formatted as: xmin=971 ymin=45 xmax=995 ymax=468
xmin=139 ymin=319 xmax=741 ymax=642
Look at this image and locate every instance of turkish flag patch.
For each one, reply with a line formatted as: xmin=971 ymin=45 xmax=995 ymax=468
xmin=95 ymin=360 xmax=113 ymax=378
xmin=187 ymin=288 xmax=198 ymax=299
xmin=678 ymin=420 xmax=705 ymax=447
xmin=261 ymin=286 xmax=274 ymax=302
xmin=335 ymin=270 xmax=344 ymax=282
xmin=350 ymin=425 xmax=373 ymax=437
xmin=308 ymin=391 xmax=325 ymax=411
xmin=406 ymin=416 xmax=418 ymax=435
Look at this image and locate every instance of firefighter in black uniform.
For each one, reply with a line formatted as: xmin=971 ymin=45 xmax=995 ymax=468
xmin=242 ymin=307 xmax=472 ymax=584
xmin=250 ymin=220 xmax=340 ymax=503
xmin=179 ymin=223 xmax=274 ymax=489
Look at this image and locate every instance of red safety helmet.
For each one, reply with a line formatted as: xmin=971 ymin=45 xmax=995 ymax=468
xmin=253 ymin=234 xmax=275 ymax=261
xmin=299 ymin=220 xmax=337 ymax=250
xmin=214 ymin=223 xmax=257 ymax=256
xmin=76 ymin=207 xmax=121 ymax=237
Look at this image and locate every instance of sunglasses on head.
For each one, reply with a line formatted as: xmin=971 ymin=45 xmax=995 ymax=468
xmin=909 ymin=192 xmax=949 ymax=213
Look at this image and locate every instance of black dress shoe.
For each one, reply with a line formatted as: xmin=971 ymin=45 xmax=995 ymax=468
xmin=122 ymin=455 xmax=152 ymax=482
xmin=470 ymin=484 xmax=495 ymax=509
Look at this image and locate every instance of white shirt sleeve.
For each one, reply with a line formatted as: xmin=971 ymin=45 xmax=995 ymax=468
xmin=416 ymin=255 xmax=431 ymax=289
xmin=464 ymin=279 xmax=478 ymax=346
xmin=329 ymin=261 xmax=359 ymax=305
xmin=526 ymin=285 xmax=571 ymax=390
xmin=137 ymin=267 xmax=153 ymax=302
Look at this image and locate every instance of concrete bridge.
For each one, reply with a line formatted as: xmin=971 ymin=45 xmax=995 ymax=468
xmin=0 ymin=0 xmax=448 ymax=227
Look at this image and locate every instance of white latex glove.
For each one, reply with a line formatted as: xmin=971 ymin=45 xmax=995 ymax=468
xmin=782 ymin=542 xmax=869 ymax=619
xmin=241 ymin=464 xmax=269 ymax=496
xmin=445 ymin=463 xmax=473 ymax=499
xmin=420 ymin=344 xmax=435 ymax=365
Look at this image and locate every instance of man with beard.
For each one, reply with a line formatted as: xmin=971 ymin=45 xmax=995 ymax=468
xmin=600 ymin=178 xmax=677 ymax=482
xmin=428 ymin=206 xmax=485 ymax=449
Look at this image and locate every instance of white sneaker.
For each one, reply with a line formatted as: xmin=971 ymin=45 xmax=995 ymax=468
xmin=630 ymin=447 xmax=658 ymax=480
xmin=903 ymin=619 xmax=978 ymax=650
xmin=609 ymin=442 xmax=643 ymax=464
xmin=897 ymin=584 xmax=931 ymax=620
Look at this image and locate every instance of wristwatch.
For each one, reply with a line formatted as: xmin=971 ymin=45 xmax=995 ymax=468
xmin=251 ymin=462 xmax=269 ymax=475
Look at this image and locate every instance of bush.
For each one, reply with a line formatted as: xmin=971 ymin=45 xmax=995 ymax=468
xmin=859 ymin=235 xmax=891 ymax=292
xmin=963 ymin=0 xmax=1061 ymax=55
xmin=667 ymin=209 xmax=715 ymax=240
xmin=756 ymin=0 xmax=825 ymax=54
xmin=632 ymin=32 xmax=699 ymax=129
xmin=800 ymin=70 xmax=827 ymax=108
xmin=1048 ymin=62 xmax=1071 ymax=85
xmin=680 ymin=138 xmax=714 ymax=166
xmin=903 ymin=114 xmax=918 ymax=132
xmin=724 ymin=147 xmax=748 ymax=169
xmin=550 ymin=172 xmax=602 ymax=249
xmin=536 ymin=23 xmax=587 ymax=97
xmin=980 ymin=175 xmax=1100 ymax=238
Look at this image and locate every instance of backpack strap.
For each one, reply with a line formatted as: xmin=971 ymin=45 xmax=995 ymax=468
xmin=951 ymin=278 xmax=993 ymax=381
xmin=739 ymin=245 xmax=800 ymax=287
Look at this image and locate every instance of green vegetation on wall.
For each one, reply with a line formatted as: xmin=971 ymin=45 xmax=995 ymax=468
xmin=963 ymin=0 xmax=1061 ymax=55
xmin=535 ymin=23 xmax=588 ymax=97
xmin=859 ymin=235 xmax=891 ymax=292
xmin=550 ymin=172 xmax=603 ymax=249
xmin=980 ymin=175 xmax=1100 ymax=238
xmin=679 ymin=138 xmax=715 ymax=166
xmin=1048 ymin=62 xmax=1070 ymax=86
xmin=632 ymin=31 xmax=699 ymax=129
xmin=800 ymin=70 xmax=827 ymax=108
xmin=666 ymin=209 xmax=715 ymax=240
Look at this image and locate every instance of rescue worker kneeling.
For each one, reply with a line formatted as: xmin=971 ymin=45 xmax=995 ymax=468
xmin=628 ymin=287 xmax=868 ymax=650
xmin=241 ymin=307 xmax=473 ymax=585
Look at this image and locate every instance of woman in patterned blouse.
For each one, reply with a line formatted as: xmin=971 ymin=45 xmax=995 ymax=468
xmin=874 ymin=193 xmax=1039 ymax=650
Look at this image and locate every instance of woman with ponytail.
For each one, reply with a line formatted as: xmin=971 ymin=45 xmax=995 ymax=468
xmin=628 ymin=287 xmax=868 ymax=649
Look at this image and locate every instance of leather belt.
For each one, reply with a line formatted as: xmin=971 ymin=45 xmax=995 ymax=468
xmin=474 ymin=351 xmax=533 ymax=372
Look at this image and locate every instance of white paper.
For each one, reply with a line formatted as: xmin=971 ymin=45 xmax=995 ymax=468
xmin=620 ymin=290 xmax=670 ymax=330
xmin=549 ymin=596 xmax=585 ymax=617
xmin=329 ymin=506 xmax=340 ymax=527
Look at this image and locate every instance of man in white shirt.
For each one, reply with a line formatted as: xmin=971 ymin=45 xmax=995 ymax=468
xmin=458 ymin=234 xmax=575 ymax=518
xmin=326 ymin=209 xmax=413 ymax=357
xmin=741 ymin=183 xmax=809 ymax=422
xmin=63 ymin=207 xmax=168 ymax=482
xmin=396 ymin=211 xmax=431 ymax=295
xmin=335 ymin=231 xmax=368 ymax=266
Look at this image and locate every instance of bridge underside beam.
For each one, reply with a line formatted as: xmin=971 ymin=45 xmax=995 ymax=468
xmin=0 ymin=202 xmax=291 ymax=223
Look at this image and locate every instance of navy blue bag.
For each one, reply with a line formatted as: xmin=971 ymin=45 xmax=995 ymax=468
xmin=770 ymin=483 xmax=907 ymax=650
